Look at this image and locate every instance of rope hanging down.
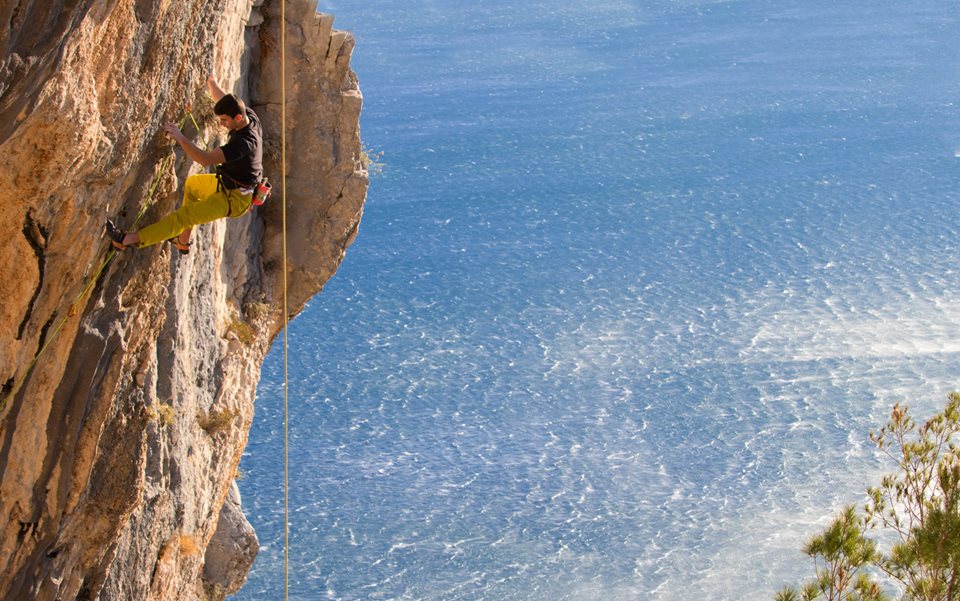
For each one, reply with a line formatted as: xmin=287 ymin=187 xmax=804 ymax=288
xmin=0 ymin=111 xmax=205 ymax=414
xmin=281 ymin=0 xmax=291 ymax=598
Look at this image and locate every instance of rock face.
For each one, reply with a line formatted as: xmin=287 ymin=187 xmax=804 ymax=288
xmin=0 ymin=1 xmax=366 ymax=599
xmin=202 ymin=482 xmax=258 ymax=598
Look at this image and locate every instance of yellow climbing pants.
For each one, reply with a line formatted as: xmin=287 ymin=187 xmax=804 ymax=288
xmin=137 ymin=173 xmax=253 ymax=247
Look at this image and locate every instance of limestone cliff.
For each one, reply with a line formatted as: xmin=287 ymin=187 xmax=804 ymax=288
xmin=0 ymin=1 xmax=366 ymax=599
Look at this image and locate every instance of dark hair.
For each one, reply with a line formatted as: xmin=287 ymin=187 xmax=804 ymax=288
xmin=213 ymin=94 xmax=246 ymax=118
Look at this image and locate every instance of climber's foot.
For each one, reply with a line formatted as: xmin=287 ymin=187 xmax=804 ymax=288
xmin=105 ymin=220 xmax=127 ymax=251
xmin=168 ymin=236 xmax=191 ymax=255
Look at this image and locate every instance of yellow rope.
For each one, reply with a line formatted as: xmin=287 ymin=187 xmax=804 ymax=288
xmin=0 ymin=113 xmax=198 ymax=415
xmin=281 ymin=1 xmax=291 ymax=599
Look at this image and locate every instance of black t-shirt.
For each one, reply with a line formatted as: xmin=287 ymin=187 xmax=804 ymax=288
xmin=218 ymin=107 xmax=263 ymax=188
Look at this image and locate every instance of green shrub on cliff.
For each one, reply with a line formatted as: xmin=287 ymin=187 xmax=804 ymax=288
xmin=777 ymin=394 xmax=960 ymax=601
xmin=361 ymin=145 xmax=384 ymax=176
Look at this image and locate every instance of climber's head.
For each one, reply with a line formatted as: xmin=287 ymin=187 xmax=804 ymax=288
xmin=214 ymin=94 xmax=247 ymax=130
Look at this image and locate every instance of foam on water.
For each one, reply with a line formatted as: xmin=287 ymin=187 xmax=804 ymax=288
xmin=236 ymin=1 xmax=960 ymax=599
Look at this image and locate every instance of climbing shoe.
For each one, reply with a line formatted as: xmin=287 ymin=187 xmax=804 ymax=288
xmin=105 ymin=220 xmax=127 ymax=250
xmin=168 ymin=236 xmax=191 ymax=255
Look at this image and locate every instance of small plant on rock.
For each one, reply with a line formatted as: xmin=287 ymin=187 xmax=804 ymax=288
xmin=226 ymin=313 xmax=255 ymax=347
xmin=197 ymin=407 xmax=239 ymax=435
xmin=145 ymin=403 xmax=175 ymax=427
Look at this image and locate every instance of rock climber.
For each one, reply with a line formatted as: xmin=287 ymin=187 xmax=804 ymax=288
xmin=106 ymin=74 xmax=263 ymax=255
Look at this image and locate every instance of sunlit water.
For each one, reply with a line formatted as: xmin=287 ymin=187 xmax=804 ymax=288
xmin=235 ymin=2 xmax=960 ymax=599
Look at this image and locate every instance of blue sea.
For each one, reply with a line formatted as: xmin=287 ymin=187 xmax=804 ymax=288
xmin=236 ymin=2 xmax=960 ymax=599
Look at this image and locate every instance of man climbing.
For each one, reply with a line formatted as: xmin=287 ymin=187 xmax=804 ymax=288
xmin=106 ymin=74 xmax=263 ymax=254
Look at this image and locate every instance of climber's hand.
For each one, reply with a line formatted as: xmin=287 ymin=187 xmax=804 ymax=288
xmin=206 ymin=74 xmax=226 ymax=102
xmin=163 ymin=123 xmax=185 ymax=143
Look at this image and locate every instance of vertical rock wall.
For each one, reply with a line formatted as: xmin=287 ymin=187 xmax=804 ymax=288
xmin=0 ymin=0 xmax=366 ymax=599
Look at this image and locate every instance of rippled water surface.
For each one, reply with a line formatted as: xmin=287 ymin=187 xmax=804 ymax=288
xmin=236 ymin=2 xmax=960 ymax=599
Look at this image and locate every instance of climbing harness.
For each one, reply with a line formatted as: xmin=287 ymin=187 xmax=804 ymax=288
xmin=215 ymin=168 xmax=271 ymax=212
xmin=0 ymin=111 xmax=204 ymax=414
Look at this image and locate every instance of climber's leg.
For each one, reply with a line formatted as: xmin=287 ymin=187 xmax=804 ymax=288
xmin=135 ymin=174 xmax=227 ymax=247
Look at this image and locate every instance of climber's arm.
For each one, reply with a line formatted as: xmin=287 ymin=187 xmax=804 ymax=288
xmin=164 ymin=123 xmax=225 ymax=167
xmin=207 ymin=75 xmax=227 ymax=102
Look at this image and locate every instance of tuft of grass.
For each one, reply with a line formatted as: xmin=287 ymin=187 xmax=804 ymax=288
xmin=146 ymin=403 xmax=175 ymax=427
xmin=201 ymin=583 xmax=226 ymax=601
xmin=226 ymin=314 xmax=256 ymax=347
xmin=190 ymin=91 xmax=217 ymax=131
xmin=360 ymin=145 xmax=384 ymax=177
xmin=244 ymin=301 xmax=271 ymax=323
xmin=197 ymin=407 xmax=239 ymax=435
